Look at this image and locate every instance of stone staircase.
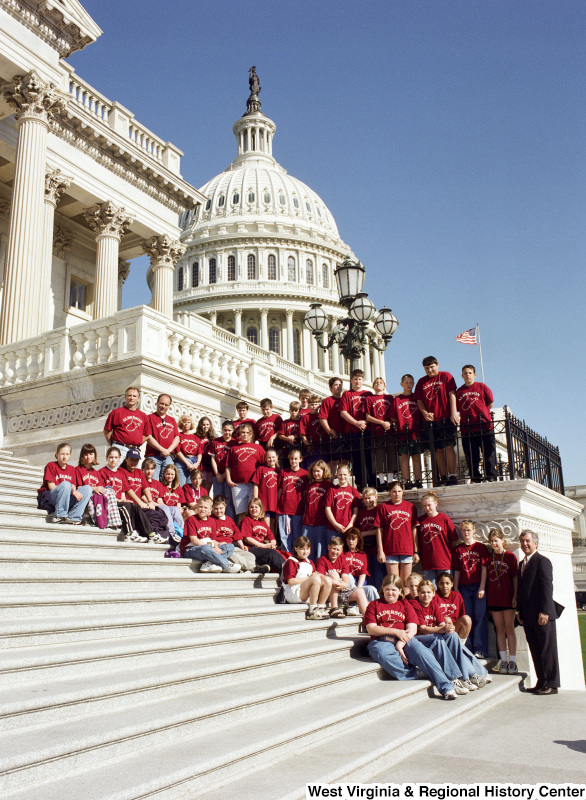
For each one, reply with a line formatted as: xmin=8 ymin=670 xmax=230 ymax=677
xmin=0 ymin=449 xmax=520 ymax=800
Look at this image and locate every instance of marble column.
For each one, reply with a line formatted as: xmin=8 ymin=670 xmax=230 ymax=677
xmin=141 ymin=234 xmax=185 ymax=319
xmin=118 ymin=259 xmax=130 ymax=311
xmin=0 ymin=72 xmax=66 ymax=344
xmin=363 ymin=344 xmax=372 ymax=383
xmin=234 ymin=308 xmax=243 ymax=338
xmin=286 ymin=309 xmax=294 ymax=363
xmin=43 ymin=169 xmax=71 ymax=332
xmin=260 ymin=308 xmax=268 ymax=350
xmin=85 ymin=202 xmax=134 ymax=320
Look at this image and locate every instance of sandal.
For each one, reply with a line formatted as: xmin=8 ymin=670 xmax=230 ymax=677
xmin=329 ymin=608 xmax=345 ymax=619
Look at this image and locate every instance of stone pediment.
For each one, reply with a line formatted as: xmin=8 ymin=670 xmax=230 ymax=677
xmin=2 ymin=0 xmax=102 ymax=55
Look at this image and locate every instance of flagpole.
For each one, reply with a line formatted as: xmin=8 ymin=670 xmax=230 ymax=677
xmin=476 ymin=322 xmax=485 ymax=383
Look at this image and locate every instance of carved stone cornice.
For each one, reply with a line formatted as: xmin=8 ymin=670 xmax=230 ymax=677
xmin=45 ymin=169 xmax=71 ymax=207
xmin=142 ymin=235 xmax=186 ymax=269
xmin=0 ymin=0 xmax=100 ymax=57
xmin=118 ymin=259 xmax=131 ymax=286
xmin=3 ymin=71 xmax=67 ymax=125
xmin=53 ymin=227 xmax=73 ymax=257
xmin=83 ymin=201 xmax=134 ymax=239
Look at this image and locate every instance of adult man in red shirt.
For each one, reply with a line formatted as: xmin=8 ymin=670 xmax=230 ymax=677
xmin=144 ymin=393 xmax=180 ymax=481
xmin=414 ymin=356 xmax=458 ymax=486
xmin=103 ymin=386 xmax=148 ymax=462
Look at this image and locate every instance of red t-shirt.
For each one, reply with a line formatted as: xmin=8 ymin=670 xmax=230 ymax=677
xmin=121 ymin=466 xmax=147 ymax=502
xmin=303 ymin=480 xmax=334 ymax=526
xmin=282 ymin=557 xmax=315 ymax=583
xmin=414 ymin=372 xmax=457 ymax=420
xmin=393 ymin=394 xmax=422 ymax=441
xmin=456 ymin=382 xmax=494 ymax=434
xmin=39 ymin=461 xmax=77 ymax=494
xmin=226 ymin=442 xmax=265 ymax=484
xmin=318 ymin=395 xmax=344 ymax=435
xmin=178 ymin=433 xmax=203 ymax=457
xmin=144 ymin=413 xmax=180 ymax=457
xmin=277 ymin=468 xmax=309 ymax=516
xmin=251 ymin=466 xmax=279 ymax=514
xmin=418 ymin=512 xmax=458 ymax=571
xmin=435 ymin=589 xmax=466 ymax=621
xmin=325 ymin=485 xmax=361 ymax=531
xmin=339 ymin=389 xmax=373 ymax=434
xmin=181 ymin=515 xmax=216 ymax=556
xmin=412 ymin=596 xmax=444 ymax=628
xmin=453 ymin=541 xmax=490 ymax=585
xmin=74 ymin=465 xmax=104 ymax=490
xmin=280 ymin=417 xmax=301 ymax=441
xmin=365 ymin=394 xmax=395 ymax=436
xmin=233 ymin=418 xmax=258 ymax=441
xmin=211 ymin=515 xmax=240 ymax=544
xmin=344 ymin=550 xmax=369 ymax=579
xmin=209 ymin=437 xmax=234 ymax=475
xmin=299 ymin=413 xmax=325 ymax=443
xmin=104 ymin=406 xmax=148 ymax=447
xmin=180 ymin=484 xmax=209 ymax=505
xmin=316 ymin=553 xmax=349 ymax=577
xmin=375 ymin=500 xmax=418 ymax=556
xmin=239 ymin=516 xmax=275 ymax=545
xmin=486 ymin=549 xmax=518 ymax=607
xmin=144 ymin=477 xmax=166 ymax=503
xmin=160 ymin=486 xmax=183 ymax=507
xmin=256 ymin=414 xmax=283 ymax=444
xmin=364 ymin=598 xmax=417 ymax=641
xmin=98 ymin=466 xmax=130 ymax=501
xmin=355 ymin=506 xmax=379 ymax=555
xmin=298 ymin=406 xmax=311 ymax=417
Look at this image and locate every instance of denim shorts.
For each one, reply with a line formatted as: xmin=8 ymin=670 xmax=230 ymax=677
xmin=385 ymin=554 xmax=413 ymax=564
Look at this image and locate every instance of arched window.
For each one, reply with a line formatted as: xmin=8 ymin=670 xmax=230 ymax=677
xmin=218 ymin=194 xmax=225 ymax=207
xmin=205 ymin=199 xmax=211 ymax=211
xmin=306 ymin=260 xmax=314 ymax=285
xmin=227 ymin=255 xmax=236 ymax=281
xmin=209 ymin=258 xmax=217 ymax=284
xmin=247 ymin=254 xmax=256 ymax=280
xmin=279 ymin=194 xmax=286 ymax=206
xmin=248 ymin=191 xmax=255 ymax=203
xmin=293 ymin=329 xmax=302 ymax=365
xmin=232 ymin=192 xmax=239 ymax=205
xmin=306 ymin=201 xmax=312 ymax=212
xmin=177 ymin=267 xmax=184 ymax=291
xmin=192 ymin=262 xmax=199 ymax=288
xmin=246 ymin=326 xmax=258 ymax=344
xmin=287 ymin=256 xmax=296 ymax=282
xmin=293 ymin=197 xmax=299 ymax=208
xmin=263 ymin=192 xmax=271 ymax=204
xmin=267 ymin=254 xmax=277 ymax=280
xmin=269 ymin=327 xmax=280 ymax=354
xmin=322 ymin=263 xmax=329 ymax=288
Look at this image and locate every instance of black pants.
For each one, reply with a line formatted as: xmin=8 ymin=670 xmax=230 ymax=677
xmin=524 ymin=620 xmax=560 ymax=689
xmin=462 ymin=431 xmax=497 ymax=481
xmin=248 ymin=545 xmax=285 ymax=575
xmin=117 ymin=502 xmax=154 ymax=538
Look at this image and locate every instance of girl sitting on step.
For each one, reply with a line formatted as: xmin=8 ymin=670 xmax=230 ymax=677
xmin=282 ymin=535 xmax=332 ymax=619
xmin=239 ymin=498 xmax=286 ymax=575
xmin=141 ymin=458 xmax=183 ymax=550
xmin=98 ymin=447 xmax=155 ymax=543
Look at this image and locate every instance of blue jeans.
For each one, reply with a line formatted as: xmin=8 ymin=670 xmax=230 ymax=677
xmin=302 ymin=524 xmax=328 ymax=561
xmin=368 ymin=637 xmax=454 ymax=696
xmin=348 ymin=574 xmax=378 ymax=602
xmin=183 ymin=544 xmax=230 ymax=569
xmin=418 ymin=633 xmax=487 ymax=679
xmin=48 ymin=483 xmax=92 ymax=522
xmin=212 ymin=476 xmax=235 ymax=519
xmin=158 ymin=505 xmax=184 ymax=543
xmin=150 ymin=454 xmax=174 ymax=482
xmin=459 ymin=582 xmax=488 ymax=655
xmin=416 ymin=633 xmax=462 ymax=679
xmin=277 ymin=514 xmax=303 ymax=552
xmin=176 ymin=457 xmax=198 ymax=486
xmin=423 ymin=569 xmax=452 ymax=586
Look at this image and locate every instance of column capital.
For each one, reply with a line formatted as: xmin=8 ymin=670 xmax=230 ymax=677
xmin=118 ymin=259 xmax=131 ymax=286
xmin=141 ymin=234 xmax=186 ymax=268
xmin=3 ymin=71 xmax=67 ymax=125
xmin=45 ymin=169 xmax=71 ymax=207
xmin=233 ymin=308 xmax=243 ymax=316
xmin=285 ymin=309 xmax=294 ymax=318
xmin=260 ymin=308 xmax=268 ymax=318
xmin=84 ymin=201 xmax=134 ymax=239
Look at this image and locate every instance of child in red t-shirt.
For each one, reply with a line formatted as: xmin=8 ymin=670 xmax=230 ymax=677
xmin=256 ymin=398 xmax=282 ymax=449
xmin=415 ymin=356 xmax=458 ymax=486
xmin=302 ymin=459 xmax=334 ymax=561
xmin=457 ymin=365 xmax=497 ymax=483
xmin=160 ymin=464 xmax=184 ymax=511
xmin=404 ymin=572 xmax=423 ymax=605
xmin=194 ymin=416 xmax=216 ymax=492
xmin=142 ymin=457 xmax=183 ymax=548
xmin=38 ymin=442 xmax=92 ymax=524
xmin=343 ymin=528 xmax=379 ymax=610
xmin=121 ymin=450 xmax=169 ymax=543
xmin=375 ymin=481 xmax=419 ymax=582
xmin=210 ymin=420 xmax=236 ymax=519
xmin=174 ymin=414 xmax=202 ymax=486
xmin=282 ymin=535 xmax=332 ymax=619
xmin=211 ymin=495 xmax=253 ymax=573
xmin=225 ymin=424 xmax=265 ymax=523
xmin=180 ymin=497 xmax=240 ymax=573
xmin=239 ymin=498 xmax=286 ymax=575
xmin=394 ymin=373 xmax=423 ymax=489
xmin=325 ymin=461 xmax=360 ymax=541
xmin=435 ymin=572 xmax=472 ymax=643
xmin=180 ymin=468 xmax=209 ymax=515
xmin=276 ymin=449 xmax=308 ymax=552
xmin=252 ymin=447 xmax=280 ymax=532
xmin=355 ymin=486 xmax=385 ymax=590
xmin=299 ymin=394 xmax=326 ymax=456
xmin=316 ymin=537 xmax=351 ymax=618
xmin=453 ymin=520 xmax=489 ymax=658
xmin=486 ymin=529 xmax=518 ymax=674
xmin=232 ymin=401 xmax=257 ymax=442
xmin=99 ymin=447 xmax=154 ymax=542
xmin=418 ymin=491 xmax=459 ymax=583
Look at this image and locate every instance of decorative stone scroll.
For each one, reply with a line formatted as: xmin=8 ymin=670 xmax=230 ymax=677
xmin=84 ymin=201 xmax=134 ymax=240
xmin=45 ymin=169 xmax=71 ymax=207
xmin=53 ymin=227 xmax=73 ymax=257
xmin=3 ymin=71 xmax=67 ymax=124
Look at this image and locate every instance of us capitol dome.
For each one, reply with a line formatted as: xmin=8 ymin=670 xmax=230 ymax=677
xmin=173 ymin=69 xmax=386 ymax=383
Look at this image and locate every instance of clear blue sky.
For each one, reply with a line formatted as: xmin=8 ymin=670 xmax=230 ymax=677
xmin=70 ymin=0 xmax=586 ymax=485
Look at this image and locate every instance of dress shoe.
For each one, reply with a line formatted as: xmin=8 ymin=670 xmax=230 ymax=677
xmin=525 ymin=684 xmax=543 ymax=693
xmin=535 ymin=686 xmax=558 ymax=695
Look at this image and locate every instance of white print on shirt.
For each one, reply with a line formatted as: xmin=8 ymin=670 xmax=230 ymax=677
xmin=334 ymin=490 xmax=355 ymax=510
xmin=458 ymin=390 xmax=481 ymax=412
xmin=437 ymin=599 xmax=457 ymax=618
xmin=488 ymin=559 xmax=512 ymax=582
xmin=181 ymin=439 xmax=199 ymax=454
xmin=371 ymin=398 xmax=392 ymax=416
xmin=307 ymin=484 xmax=327 ymax=510
xmin=423 ymin=380 xmax=442 ymax=401
xmin=263 ymin=470 xmax=278 ymax=489
xmin=283 ymin=474 xmax=305 ymax=493
xmin=384 ymin=507 xmax=412 ymax=531
xmin=155 ymin=419 xmax=174 ymax=442
xmin=123 ymin=415 xmax=143 ymax=432
xmin=236 ymin=446 xmax=258 ymax=463
xmin=395 ymin=398 xmax=413 ymax=419
xmin=459 ymin=549 xmax=481 ymax=573
xmin=375 ymin=607 xmax=406 ymax=625
xmin=350 ymin=395 xmax=363 ymax=414
xmin=421 ymin=521 xmax=443 ymax=543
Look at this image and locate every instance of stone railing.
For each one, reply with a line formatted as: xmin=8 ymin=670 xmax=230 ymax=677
xmin=0 ymin=305 xmax=331 ymax=398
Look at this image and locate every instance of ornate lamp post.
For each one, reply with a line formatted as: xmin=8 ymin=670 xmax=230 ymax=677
xmin=304 ymin=257 xmax=399 ymax=372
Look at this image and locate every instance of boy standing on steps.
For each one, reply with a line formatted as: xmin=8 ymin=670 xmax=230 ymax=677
xmin=415 ymin=357 xmax=458 ymax=486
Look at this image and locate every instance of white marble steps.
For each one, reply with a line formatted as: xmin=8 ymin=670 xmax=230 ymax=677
xmin=194 ymin=677 xmax=520 ymax=800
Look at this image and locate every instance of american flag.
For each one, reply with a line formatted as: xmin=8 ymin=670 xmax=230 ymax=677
xmin=455 ymin=327 xmax=477 ymax=345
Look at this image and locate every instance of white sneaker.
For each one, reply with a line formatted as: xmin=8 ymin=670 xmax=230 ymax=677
xmin=443 ymin=690 xmax=457 ymax=700
xmin=345 ymin=605 xmax=362 ymax=616
xmin=453 ymin=679 xmax=469 ymax=695
xmin=470 ymin=673 xmax=488 ymax=688
xmin=200 ymin=562 xmax=222 ymax=573
xmin=223 ymin=563 xmax=241 ymax=573
xmin=462 ymin=679 xmax=478 ymax=691
xmin=127 ymin=530 xmax=148 ymax=542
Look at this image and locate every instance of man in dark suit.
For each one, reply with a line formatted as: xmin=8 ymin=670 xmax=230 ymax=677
xmin=517 ymin=529 xmax=560 ymax=695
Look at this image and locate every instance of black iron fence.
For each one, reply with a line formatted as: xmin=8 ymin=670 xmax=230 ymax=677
xmin=293 ymin=406 xmax=564 ymax=495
